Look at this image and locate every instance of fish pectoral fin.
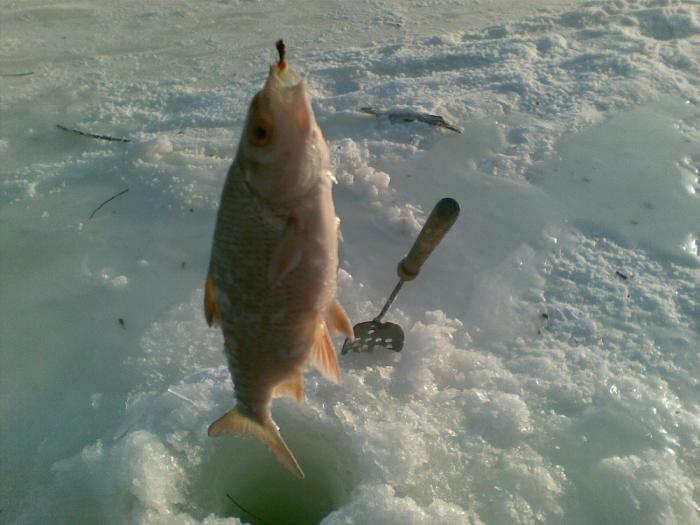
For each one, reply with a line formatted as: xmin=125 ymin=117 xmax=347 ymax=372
xmin=204 ymin=274 xmax=222 ymax=327
xmin=208 ymin=407 xmax=304 ymax=479
xmin=268 ymin=218 xmax=303 ymax=286
xmin=311 ymin=322 xmax=341 ymax=384
xmin=326 ymin=299 xmax=354 ymax=341
xmin=273 ymin=373 xmax=305 ymax=403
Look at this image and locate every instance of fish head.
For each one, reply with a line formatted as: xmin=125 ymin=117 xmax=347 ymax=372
xmin=238 ymin=62 xmax=330 ymax=204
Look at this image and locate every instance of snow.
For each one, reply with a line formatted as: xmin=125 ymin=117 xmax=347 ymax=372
xmin=1 ymin=0 xmax=699 ymax=524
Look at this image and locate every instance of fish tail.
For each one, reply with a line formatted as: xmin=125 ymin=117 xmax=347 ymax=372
xmin=208 ymin=407 xmax=304 ymax=479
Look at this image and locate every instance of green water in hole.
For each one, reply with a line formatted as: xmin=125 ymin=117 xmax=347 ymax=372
xmin=188 ymin=413 xmax=357 ymax=525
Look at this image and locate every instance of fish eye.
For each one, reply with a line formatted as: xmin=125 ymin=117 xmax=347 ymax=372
xmin=250 ymin=121 xmax=271 ymax=147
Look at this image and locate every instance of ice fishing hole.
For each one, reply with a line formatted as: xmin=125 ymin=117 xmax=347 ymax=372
xmin=191 ymin=409 xmax=357 ymax=524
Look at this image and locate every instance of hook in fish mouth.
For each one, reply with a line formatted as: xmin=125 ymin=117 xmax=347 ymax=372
xmin=271 ymin=39 xmax=300 ymax=87
xmin=276 ymin=39 xmax=286 ymax=70
xmin=263 ymin=39 xmax=304 ymax=97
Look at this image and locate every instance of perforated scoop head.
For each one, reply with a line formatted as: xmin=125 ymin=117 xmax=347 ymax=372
xmin=341 ymin=320 xmax=404 ymax=354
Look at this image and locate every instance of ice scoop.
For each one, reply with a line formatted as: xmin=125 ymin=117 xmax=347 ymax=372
xmin=341 ymin=197 xmax=460 ymax=354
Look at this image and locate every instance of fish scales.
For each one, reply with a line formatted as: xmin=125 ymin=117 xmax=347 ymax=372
xmin=211 ymin=171 xmax=334 ymax=364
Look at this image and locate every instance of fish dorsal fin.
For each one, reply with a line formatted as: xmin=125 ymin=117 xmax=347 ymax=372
xmin=273 ymin=373 xmax=305 ymax=403
xmin=326 ymin=299 xmax=354 ymax=341
xmin=204 ymin=274 xmax=222 ymax=326
xmin=208 ymin=407 xmax=304 ymax=478
xmin=311 ymin=322 xmax=341 ymax=383
xmin=268 ymin=217 xmax=303 ymax=286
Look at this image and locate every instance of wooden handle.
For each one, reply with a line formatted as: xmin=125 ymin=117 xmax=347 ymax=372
xmin=397 ymin=197 xmax=460 ymax=281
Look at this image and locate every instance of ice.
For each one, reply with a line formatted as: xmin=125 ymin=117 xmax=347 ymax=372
xmin=2 ymin=0 xmax=700 ymax=524
xmin=322 ymin=484 xmax=477 ymax=525
xmin=530 ymin=97 xmax=700 ymax=267
xmin=584 ymin=450 xmax=700 ymax=525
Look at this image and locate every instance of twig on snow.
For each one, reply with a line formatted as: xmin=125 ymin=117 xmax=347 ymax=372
xmin=88 ymin=189 xmax=129 ymax=220
xmin=57 ymin=124 xmax=131 ymax=143
xmin=0 ymin=71 xmax=34 ymax=77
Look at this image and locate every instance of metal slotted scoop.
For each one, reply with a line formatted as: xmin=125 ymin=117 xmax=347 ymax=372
xmin=342 ymin=197 xmax=460 ymax=354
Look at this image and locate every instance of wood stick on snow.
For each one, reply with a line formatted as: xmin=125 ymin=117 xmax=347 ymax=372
xmin=57 ymin=124 xmax=131 ymax=143
xmin=88 ymin=189 xmax=129 ymax=220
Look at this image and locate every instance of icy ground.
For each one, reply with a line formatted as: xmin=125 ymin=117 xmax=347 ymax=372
xmin=1 ymin=0 xmax=699 ymax=524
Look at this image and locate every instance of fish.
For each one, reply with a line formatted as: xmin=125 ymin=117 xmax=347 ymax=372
xmin=203 ymin=40 xmax=354 ymax=479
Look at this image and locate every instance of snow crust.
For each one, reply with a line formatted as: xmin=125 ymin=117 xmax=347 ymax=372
xmin=1 ymin=0 xmax=699 ymax=524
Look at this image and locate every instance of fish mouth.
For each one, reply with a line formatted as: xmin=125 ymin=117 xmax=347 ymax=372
xmin=264 ymin=63 xmax=304 ymax=100
xmin=269 ymin=40 xmax=302 ymax=89
xmin=271 ymin=60 xmax=303 ymax=87
xmin=263 ymin=64 xmax=312 ymax=136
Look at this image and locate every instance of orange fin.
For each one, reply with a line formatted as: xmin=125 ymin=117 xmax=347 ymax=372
xmin=268 ymin=219 xmax=302 ymax=286
xmin=273 ymin=373 xmax=305 ymax=403
xmin=208 ymin=407 xmax=304 ymax=478
xmin=311 ymin=322 xmax=341 ymax=383
xmin=326 ymin=299 xmax=354 ymax=341
xmin=204 ymin=274 xmax=222 ymax=327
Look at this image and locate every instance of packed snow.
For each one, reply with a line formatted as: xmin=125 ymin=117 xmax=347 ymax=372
xmin=1 ymin=0 xmax=699 ymax=524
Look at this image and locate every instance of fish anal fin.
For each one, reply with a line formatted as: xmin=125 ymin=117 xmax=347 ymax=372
xmin=208 ymin=407 xmax=304 ymax=478
xmin=273 ymin=373 xmax=305 ymax=403
xmin=268 ymin=217 xmax=303 ymax=286
xmin=326 ymin=299 xmax=354 ymax=341
xmin=204 ymin=274 xmax=222 ymax=327
xmin=311 ymin=322 xmax=341 ymax=383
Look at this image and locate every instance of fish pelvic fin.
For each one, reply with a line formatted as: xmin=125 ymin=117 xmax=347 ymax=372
xmin=204 ymin=274 xmax=222 ymax=327
xmin=273 ymin=372 xmax=305 ymax=403
xmin=208 ymin=407 xmax=304 ymax=479
xmin=268 ymin=217 xmax=302 ymax=286
xmin=311 ymin=321 xmax=341 ymax=384
xmin=326 ymin=299 xmax=354 ymax=342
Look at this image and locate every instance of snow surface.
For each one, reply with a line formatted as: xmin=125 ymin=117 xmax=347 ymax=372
xmin=1 ymin=0 xmax=699 ymax=524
